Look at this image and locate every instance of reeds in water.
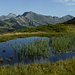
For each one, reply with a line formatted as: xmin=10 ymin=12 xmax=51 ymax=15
xmin=50 ymin=34 xmax=75 ymax=54
xmin=12 ymin=38 xmax=50 ymax=59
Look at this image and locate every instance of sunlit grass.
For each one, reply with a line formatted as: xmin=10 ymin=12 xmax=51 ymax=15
xmin=0 ymin=58 xmax=3 ymax=63
xmin=0 ymin=57 xmax=75 ymax=75
xmin=50 ymin=34 xmax=75 ymax=54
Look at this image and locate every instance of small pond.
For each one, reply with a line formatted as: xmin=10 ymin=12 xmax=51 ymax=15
xmin=0 ymin=35 xmax=75 ymax=65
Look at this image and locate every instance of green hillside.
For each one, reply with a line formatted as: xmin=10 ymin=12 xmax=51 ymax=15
xmin=12 ymin=17 xmax=75 ymax=33
xmin=64 ymin=18 xmax=75 ymax=24
xmin=12 ymin=23 xmax=75 ymax=33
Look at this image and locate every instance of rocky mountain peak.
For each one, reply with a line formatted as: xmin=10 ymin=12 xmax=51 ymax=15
xmin=22 ymin=11 xmax=34 ymax=16
xmin=7 ymin=13 xmax=16 ymax=17
xmin=61 ymin=15 xmax=74 ymax=19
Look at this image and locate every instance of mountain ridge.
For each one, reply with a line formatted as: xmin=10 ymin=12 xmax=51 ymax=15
xmin=13 ymin=11 xmax=74 ymax=27
xmin=0 ymin=11 xmax=74 ymax=23
xmin=0 ymin=11 xmax=74 ymax=33
xmin=0 ymin=13 xmax=16 ymax=21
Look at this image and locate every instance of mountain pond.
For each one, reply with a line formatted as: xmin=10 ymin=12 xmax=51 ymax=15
xmin=0 ymin=36 xmax=75 ymax=65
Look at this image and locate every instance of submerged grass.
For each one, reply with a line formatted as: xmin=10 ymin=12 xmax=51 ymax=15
xmin=0 ymin=57 xmax=75 ymax=75
xmin=0 ymin=58 xmax=3 ymax=63
xmin=23 ymin=39 xmax=50 ymax=57
xmin=12 ymin=38 xmax=50 ymax=59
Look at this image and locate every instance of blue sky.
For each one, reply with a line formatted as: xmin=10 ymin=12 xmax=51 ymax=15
xmin=0 ymin=0 xmax=75 ymax=17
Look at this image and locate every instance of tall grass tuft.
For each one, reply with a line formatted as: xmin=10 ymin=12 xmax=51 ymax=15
xmin=12 ymin=38 xmax=50 ymax=59
xmin=50 ymin=34 xmax=75 ymax=54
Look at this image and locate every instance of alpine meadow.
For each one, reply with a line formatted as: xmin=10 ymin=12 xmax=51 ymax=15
xmin=0 ymin=0 xmax=75 ymax=75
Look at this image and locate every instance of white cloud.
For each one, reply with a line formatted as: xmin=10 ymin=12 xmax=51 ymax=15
xmin=53 ymin=0 xmax=75 ymax=2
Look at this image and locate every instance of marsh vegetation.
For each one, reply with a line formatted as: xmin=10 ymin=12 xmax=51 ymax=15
xmin=0 ymin=35 xmax=75 ymax=65
xmin=0 ymin=34 xmax=75 ymax=74
xmin=0 ymin=57 xmax=75 ymax=75
xmin=0 ymin=37 xmax=50 ymax=65
xmin=50 ymin=34 xmax=75 ymax=54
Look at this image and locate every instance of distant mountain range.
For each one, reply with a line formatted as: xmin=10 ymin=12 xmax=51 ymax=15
xmin=0 ymin=13 xmax=16 ymax=21
xmin=0 ymin=11 xmax=74 ymax=33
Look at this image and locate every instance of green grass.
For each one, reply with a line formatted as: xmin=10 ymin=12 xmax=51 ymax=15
xmin=12 ymin=24 xmax=67 ymax=33
xmin=11 ymin=23 xmax=75 ymax=33
xmin=1 ymin=30 xmax=75 ymax=42
xmin=50 ymin=34 xmax=75 ymax=54
xmin=0 ymin=32 xmax=66 ymax=42
xmin=0 ymin=57 xmax=75 ymax=75
xmin=12 ymin=38 xmax=50 ymax=58
xmin=0 ymin=58 xmax=3 ymax=63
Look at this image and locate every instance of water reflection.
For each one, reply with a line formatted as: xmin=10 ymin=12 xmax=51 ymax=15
xmin=0 ymin=36 xmax=75 ymax=65
xmin=0 ymin=37 xmax=50 ymax=65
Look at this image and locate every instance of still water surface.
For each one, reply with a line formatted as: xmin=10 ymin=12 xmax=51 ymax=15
xmin=0 ymin=36 xmax=75 ymax=65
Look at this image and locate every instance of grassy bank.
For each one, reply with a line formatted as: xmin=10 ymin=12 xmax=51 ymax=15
xmin=0 ymin=31 xmax=75 ymax=42
xmin=0 ymin=32 xmax=67 ymax=42
xmin=0 ymin=57 xmax=75 ymax=75
xmin=0 ymin=23 xmax=75 ymax=42
xmin=0 ymin=32 xmax=49 ymax=42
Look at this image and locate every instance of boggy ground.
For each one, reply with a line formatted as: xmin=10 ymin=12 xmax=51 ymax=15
xmin=0 ymin=57 xmax=75 ymax=75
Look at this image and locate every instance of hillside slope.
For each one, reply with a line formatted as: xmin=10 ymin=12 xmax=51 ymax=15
xmin=0 ymin=11 xmax=74 ymax=33
xmin=64 ymin=18 xmax=75 ymax=24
